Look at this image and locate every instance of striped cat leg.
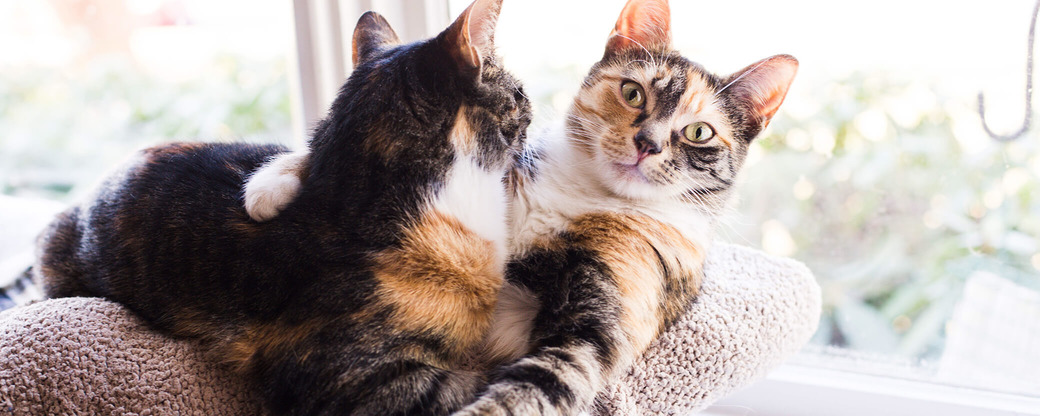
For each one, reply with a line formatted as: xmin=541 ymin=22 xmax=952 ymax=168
xmin=455 ymin=252 xmax=631 ymax=416
xmin=456 ymin=342 xmax=607 ymax=416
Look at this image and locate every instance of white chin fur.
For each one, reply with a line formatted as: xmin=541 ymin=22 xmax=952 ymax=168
xmin=596 ymin=155 xmax=682 ymax=202
xmin=509 ymin=126 xmax=716 ymax=257
xmin=244 ymin=153 xmax=305 ymax=222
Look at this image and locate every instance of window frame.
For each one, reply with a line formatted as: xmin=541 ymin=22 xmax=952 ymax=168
xmin=289 ymin=0 xmax=450 ymax=143
xmin=709 ymin=363 xmax=1040 ymax=416
xmin=293 ymin=1 xmax=1040 ymax=414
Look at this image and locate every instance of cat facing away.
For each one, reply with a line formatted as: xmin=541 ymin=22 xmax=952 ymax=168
xmin=33 ymin=0 xmax=534 ymax=414
xmin=244 ymin=0 xmax=798 ymax=414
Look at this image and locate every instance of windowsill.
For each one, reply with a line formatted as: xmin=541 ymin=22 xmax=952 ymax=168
xmin=706 ymin=362 xmax=1040 ymax=416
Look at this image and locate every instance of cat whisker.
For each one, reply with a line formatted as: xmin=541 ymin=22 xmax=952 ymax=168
xmin=715 ymin=60 xmax=769 ymax=97
xmin=625 ymin=59 xmax=655 ymax=69
xmin=565 ymin=113 xmax=610 ymax=126
xmin=612 ymin=34 xmax=658 ymax=67
xmin=513 ymin=85 xmax=531 ymax=101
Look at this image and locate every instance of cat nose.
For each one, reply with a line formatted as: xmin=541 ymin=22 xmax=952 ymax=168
xmin=634 ymin=132 xmax=662 ymax=157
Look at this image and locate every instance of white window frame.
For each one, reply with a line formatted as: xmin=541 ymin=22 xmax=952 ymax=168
xmin=289 ymin=0 xmax=450 ymax=144
xmin=707 ymin=363 xmax=1040 ymax=416
xmin=289 ymin=1 xmax=1040 ymax=414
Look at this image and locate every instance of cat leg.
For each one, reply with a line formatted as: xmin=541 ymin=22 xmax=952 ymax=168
xmin=243 ymin=151 xmax=308 ymax=222
xmin=455 ymin=343 xmax=605 ymax=416
xmin=454 ymin=264 xmax=629 ymax=416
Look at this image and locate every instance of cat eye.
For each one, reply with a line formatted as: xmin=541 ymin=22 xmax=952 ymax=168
xmin=621 ymin=81 xmax=645 ymax=108
xmin=683 ymin=122 xmax=715 ymax=143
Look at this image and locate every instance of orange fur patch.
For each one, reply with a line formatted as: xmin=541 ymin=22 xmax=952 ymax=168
xmin=361 ymin=127 xmax=403 ymax=160
xmin=679 ymin=79 xmax=735 ymax=149
xmin=566 ymin=212 xmax=703 ymax=353
xmin=224 ymin=320 xmax=325 ymax=371
xmin=449 ymin=106 xmax=476 ymax=154
xmin=167 ymin=307 xmax=323 ymax=371
xmin=571 ymin=75 xmax=641 ymax=161
xmin=370 ymin=210 xmax=503 ymax=359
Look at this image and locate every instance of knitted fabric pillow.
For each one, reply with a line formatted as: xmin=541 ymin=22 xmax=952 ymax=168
xmin=0 ymin=242 xmax=819 ymax=415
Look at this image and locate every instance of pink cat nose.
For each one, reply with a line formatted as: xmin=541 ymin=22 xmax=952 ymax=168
xmin=634 ymin=133 xmax=662 ymax=160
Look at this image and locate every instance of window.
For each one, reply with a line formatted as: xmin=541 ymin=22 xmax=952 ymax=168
xmin=443 ymin=0 xmax=1040 ymax=407
xmin=3 ymin=0 xmax=1038 ymax=412
xmin=0 ymin=0 xmax=294 ymax=201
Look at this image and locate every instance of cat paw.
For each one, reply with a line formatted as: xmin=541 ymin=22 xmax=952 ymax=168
xmin=451 ymin=398 xmax=512 ymax=416
xmin=452 ymin=392 xmax=551 ymax=416
xmin=243 ymin=154 xmax=306 ymax=222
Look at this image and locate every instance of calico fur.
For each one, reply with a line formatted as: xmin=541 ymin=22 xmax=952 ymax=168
xmin=240 ymin=0 xmax=797 ymax=414
xmin=458 ymin=0 xmax=796 ymax=411
xmin=33 ymin=1 xmax=532 ymax=415
xmin=461 ymin=3 xmax=796 ymax=411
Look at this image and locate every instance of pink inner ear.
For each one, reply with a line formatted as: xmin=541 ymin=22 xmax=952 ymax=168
xmin=445 ymin=0 xmax=502 ymax=70
xmin=605 ymin=0 xmax=672 ymax=55
xmin=351 ymin=12 xmax=401 ymax=68
xmin=465 ymin=0 xmax=501 ymax=65
xmin=728 ymin=55 xmax=799 ymax=123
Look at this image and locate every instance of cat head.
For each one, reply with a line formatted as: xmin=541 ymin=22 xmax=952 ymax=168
xmin=568 ymin=0 xmax=797 ymax=205
xmin=314 ymin=0 xmax=530 ymax=173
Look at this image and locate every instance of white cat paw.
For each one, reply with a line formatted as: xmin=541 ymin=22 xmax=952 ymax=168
xmin=244 ymin=162 xmax=302 ymax=222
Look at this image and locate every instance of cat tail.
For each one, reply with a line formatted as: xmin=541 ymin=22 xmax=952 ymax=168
xmin=0 ymin=266 xmax=40 ymax=312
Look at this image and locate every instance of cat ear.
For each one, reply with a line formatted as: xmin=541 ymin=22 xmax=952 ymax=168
xmin=352 ymin=12 xmax=401 ymax=67
xmin=604 ymin=0 xmax=672 ymax=58
xmin=722 ymin=54 xmax=799 ymax=131
xmin=440 ymin=0 xmax=503 ymax=75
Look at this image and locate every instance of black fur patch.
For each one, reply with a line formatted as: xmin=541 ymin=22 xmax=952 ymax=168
xmin=34 ymin=10 xmax=530 ymax=416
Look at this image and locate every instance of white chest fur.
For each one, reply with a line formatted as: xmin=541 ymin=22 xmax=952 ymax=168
xmin=431 ymin=157 xmax=509 ymax=264
xmin=488 ymin=131 xmax=718 ymax=364
xmin=508 ymin=132 xmax=716 ymax=256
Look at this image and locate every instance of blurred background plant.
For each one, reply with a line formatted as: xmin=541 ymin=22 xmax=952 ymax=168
xmin=728 ymin=73 xmax=1040 ymax=362
xmin=3 ymin=0 xmax=1038 ymax=393
xmin=516 ymin=59 xmax=1040 ymax=370
xmin=0 ymin=0 xmax=294 ymax=201
xmin=0 ymin=56 xmax=291 ymax=200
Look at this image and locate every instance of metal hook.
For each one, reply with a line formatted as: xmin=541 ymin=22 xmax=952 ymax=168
xmin=978 ymin=0 xmax=1039 ymax=142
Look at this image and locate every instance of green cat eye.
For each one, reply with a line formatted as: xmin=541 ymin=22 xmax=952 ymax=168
xmin=683 ymin=122 xmax=715 ymax=143
xmin=621 ymin=81 xmax=645 ymax=108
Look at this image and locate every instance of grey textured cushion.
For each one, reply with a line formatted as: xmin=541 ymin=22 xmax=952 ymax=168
xmin=0 ymin=243 xmax=819 ymax=416
xmin=595 ymin=243 xmax=821 ymax=415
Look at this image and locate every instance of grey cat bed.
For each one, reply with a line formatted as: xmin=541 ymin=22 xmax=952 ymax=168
xmin=0 ymin=242 xmax=820 ymax=415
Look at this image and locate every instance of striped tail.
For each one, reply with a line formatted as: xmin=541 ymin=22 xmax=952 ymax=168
xmin=0 ymin=267 xmax=42 ymax=312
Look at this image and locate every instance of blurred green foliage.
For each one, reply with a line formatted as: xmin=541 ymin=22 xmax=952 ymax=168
xmin=4 ymin=54 xmax=1038 ymax=364
xmin=0 ymin=55 xmax=292 ymax=201
xmin=731 ymin=73 xmax=1040 ymax=361
xmin=515 ymin=65 xmax=1040 ymax=363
